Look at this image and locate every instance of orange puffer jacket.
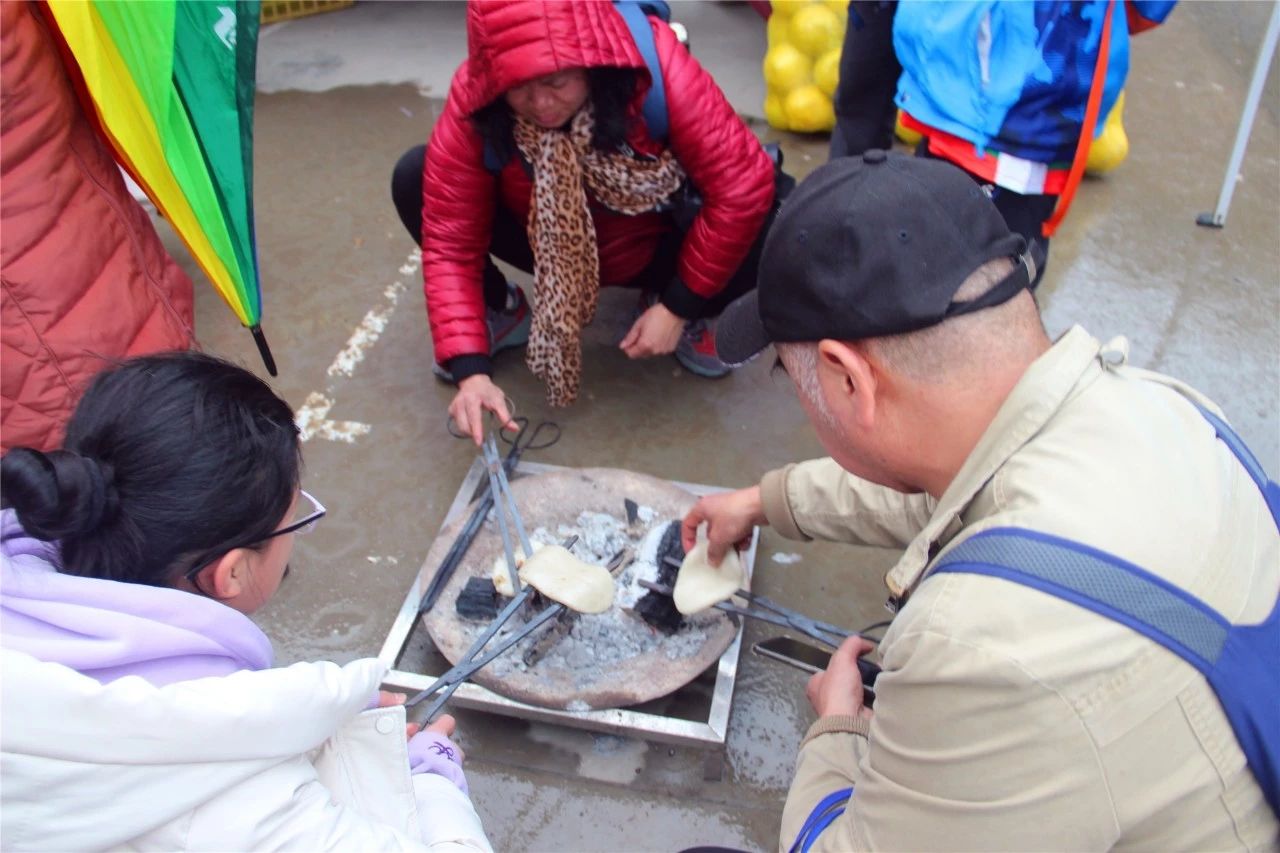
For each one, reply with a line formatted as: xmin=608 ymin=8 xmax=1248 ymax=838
xmin=1 ymin=1 xmax=195 ymax=452
xmin=422 ymin=0 xmax=775 ymax=365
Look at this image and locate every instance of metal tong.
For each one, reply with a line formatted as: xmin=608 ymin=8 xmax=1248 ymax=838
xmin=419 ymin=418 xmax=560 ymax=613
xmin=407 ymin=528 xmax=583 ymax=723
xmin=522 ymin=545 xmax=633 ymax=667
xmin=645 ymin=555 xmax=858 ymax=650
xmin=406 ymin=421 xmax=567 ymax=721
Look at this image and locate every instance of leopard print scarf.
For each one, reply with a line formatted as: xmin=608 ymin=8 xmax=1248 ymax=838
xmin=513 ymin=105 xmax=686 ymax=406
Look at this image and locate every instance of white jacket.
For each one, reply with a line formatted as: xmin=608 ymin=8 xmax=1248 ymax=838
xmin=0 ymin=651 xmax=492 ymax=851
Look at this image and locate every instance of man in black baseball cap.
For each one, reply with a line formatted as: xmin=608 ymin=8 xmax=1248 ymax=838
xmin=678 ymin=151 xmax=1279 ymax=850
xmin=715 ymin=148 xmax=1034 ymax=367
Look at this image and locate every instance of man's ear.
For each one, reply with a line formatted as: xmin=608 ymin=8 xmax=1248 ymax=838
xmin=194 ymin=549 xmax=251 ymax=600
xmin=816 ymin=339 xmax=878 ymax=429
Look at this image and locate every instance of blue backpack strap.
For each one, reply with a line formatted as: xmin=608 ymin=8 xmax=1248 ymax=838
xmin=614 ymin=0 xmax=670 ymax=142
xmin=1211 ymin=600 xmax=1280 ymax=815
xmin=1194 ymin=404 xmax=1280 ymax=529
xmin=482 ymin=141 xmax=505 ymax=174
xmin=787 ymin=787 xmax=853 ymax=853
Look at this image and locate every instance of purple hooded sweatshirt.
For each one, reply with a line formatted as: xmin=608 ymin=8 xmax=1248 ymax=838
xmin=0 ymin=509 xmax=273 ymax=686
xmin=0 ymin=510 xmax=469 ymax=790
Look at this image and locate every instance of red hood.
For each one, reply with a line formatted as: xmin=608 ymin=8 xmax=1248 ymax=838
xmin=453 ymin=0 xmax=650 ymax=115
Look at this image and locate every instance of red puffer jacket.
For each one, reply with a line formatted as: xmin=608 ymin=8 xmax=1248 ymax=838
xmin=422 ymin=0 xmax=775 ymax=367
xmin=1 ymin=1 xmax=195 ymax=452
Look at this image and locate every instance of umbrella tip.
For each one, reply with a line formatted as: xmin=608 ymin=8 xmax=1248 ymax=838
xmin=250 ymin=325 xmax=278 ymax=377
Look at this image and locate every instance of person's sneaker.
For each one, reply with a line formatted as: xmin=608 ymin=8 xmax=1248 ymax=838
xmin=489 ymin=283 xmax=531 ymax=355
xmin=675 ymin=318 xmax=732 ymax=378
xmin=432 ymin=283 xmax=531 ymax=383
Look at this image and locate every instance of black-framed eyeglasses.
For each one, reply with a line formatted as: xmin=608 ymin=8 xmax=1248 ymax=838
xmin=266 ymin=489 xmax=327 ymax=540
xmin=182 ymin=490 xmax=326 ymax=582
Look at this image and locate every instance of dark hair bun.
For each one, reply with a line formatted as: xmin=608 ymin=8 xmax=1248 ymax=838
xmin=1 ymin=448 xmax=117 ymax=540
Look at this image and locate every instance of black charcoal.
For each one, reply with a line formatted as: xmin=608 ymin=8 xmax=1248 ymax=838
xmin=635 ymin=521 xmax=686 ymax=633
xmin=455 ymin=577 xmax=500 ymax=621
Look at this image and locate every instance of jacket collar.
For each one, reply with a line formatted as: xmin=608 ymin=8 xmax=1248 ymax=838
xmin=884 ymin=325 xmax=1114 ymax=600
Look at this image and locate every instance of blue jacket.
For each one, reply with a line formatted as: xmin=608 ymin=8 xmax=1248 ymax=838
xmin=894 ymin=0 xmax=1175 ymax=164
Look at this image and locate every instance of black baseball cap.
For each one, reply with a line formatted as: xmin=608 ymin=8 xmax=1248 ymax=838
xmin=716 ymin=150 xmax=1032 ymax=366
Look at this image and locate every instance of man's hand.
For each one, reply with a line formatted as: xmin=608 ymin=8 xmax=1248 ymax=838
xmin=449 ymin=374 xmax=517 ymax=446
xmin=681 ymin=486 xmax=767 ymax=566
xmin=620 ymin=302 xmax=684 ymax=358
xmin=806 ymin=636 xmax=877 ymax=719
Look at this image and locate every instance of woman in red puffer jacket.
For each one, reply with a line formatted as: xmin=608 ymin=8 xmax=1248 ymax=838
xmin=390 ymin=0 xmax=782 ymax=443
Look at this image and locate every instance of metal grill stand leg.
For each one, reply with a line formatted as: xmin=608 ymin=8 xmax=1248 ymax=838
xmin=1197 ymin=1 xmax=1280 ymax=229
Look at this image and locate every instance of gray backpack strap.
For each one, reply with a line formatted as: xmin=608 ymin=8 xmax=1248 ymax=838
xmin=930 ymin=527 xmax=1229 ymax=673
xmin=930 ymin=525 xmax=1280 ymax=815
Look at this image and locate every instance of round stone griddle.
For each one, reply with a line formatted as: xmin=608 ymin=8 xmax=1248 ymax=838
xmin=420 ymin=467 xmax=738 ymax=710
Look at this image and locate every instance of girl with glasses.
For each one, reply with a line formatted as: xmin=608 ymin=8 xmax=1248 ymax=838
xmin=0 ymin=352 xmax=491 ymax=851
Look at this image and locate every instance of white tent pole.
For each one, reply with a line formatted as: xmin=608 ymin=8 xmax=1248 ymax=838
xmin=1197 ymin=0 xmax=1280 ymax=228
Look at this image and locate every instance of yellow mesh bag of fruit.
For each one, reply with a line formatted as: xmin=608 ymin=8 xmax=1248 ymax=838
xmin=762 ymin=0 xmax=845 ymax=132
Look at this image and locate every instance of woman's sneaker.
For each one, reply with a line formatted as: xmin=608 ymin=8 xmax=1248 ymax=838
xmin=675 ymin=319 xmax=732 ymax=378
xmin=432 ymin=284 xmax=531 ymax=383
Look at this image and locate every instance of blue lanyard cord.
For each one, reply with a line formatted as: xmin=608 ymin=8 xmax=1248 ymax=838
xmin=788 ymin=788 xmax=853 ymax=853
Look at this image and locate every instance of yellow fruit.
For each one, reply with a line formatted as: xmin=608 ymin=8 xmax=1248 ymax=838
xmin=763 ymin=43 xmax=813 ymax=93
xmin=789 ymin=3 xmax=843 ymax=58
xmin=814 ymin=48 xmax=840 ymax=97
xmin=785 ymin=84 xmax=835 ymax=132
xmin=894 ymin=110 xmax=922 ymax=146
xmin=767 ymin=11 xmax=789 ymax=46
xmin=1086 ymin=91 xmax=1129 ymax=174
xmin=823 ymin=0 xmax=850 ymax=20
xmin=764 ymin=92 xmax=790 ymax=130
xmin=769 ymin=0 xmax=809 ymax=20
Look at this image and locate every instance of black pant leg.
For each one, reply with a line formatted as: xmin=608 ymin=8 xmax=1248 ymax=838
xmin=391 ymin=144 xmax=427 ymax=242
xmin=830 ymin=0 xmax=901 ymax=159
xmin=913 ymin=144 xmax=1053 ymax=287
xmin=390 ymin=143 xmax=533 ymax=310
xmin=988 ymin=188 xmax=1055 ymax=286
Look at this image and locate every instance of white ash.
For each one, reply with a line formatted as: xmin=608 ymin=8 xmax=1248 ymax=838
xmin=615 ymin=557 xmax=659 ymax=610
xmin=461 ymin=507 xmax=716 ymax=691
xmin=569 ymin=510 xmax=633 ymax=561
xmin=615 ymin=521 xmax=670 ymax=609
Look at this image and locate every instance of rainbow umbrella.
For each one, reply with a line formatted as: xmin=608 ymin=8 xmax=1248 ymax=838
xmin=43 ymin=0 xmax=276 ymax=375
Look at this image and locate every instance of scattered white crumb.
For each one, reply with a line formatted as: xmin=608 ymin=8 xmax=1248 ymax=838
xmin=771 ymin=552 xmax=803 ymax=565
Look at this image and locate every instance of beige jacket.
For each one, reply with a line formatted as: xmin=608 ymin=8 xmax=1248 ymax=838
xmin=766 ymin=327 xmax=1278 ymax=851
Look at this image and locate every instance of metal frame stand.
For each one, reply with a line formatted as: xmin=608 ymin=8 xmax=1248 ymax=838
xmin=376 ymin=459 xmax=758 ymax=753
xmin=1197 ymin=0 xmax=1280 ymax=229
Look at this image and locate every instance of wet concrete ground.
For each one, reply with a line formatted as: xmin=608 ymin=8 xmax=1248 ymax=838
xmin=173 ymin=3 xmax=1278 ymax=850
